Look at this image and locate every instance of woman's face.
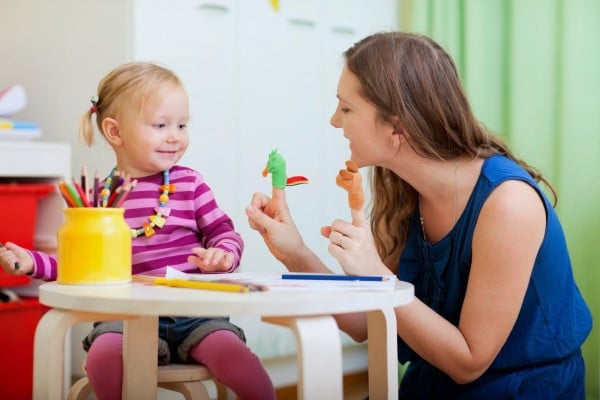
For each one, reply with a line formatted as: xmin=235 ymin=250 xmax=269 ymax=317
xmin=330 ymin=66 xmax=397 ymax=168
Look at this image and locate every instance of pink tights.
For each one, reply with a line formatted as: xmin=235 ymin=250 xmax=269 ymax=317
xmin=85 ymin=330 xmax=275 ymax=400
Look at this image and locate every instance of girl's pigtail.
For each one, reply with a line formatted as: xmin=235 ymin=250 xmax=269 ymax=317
xmin=78 ymin=96 xmax=98 ymax=147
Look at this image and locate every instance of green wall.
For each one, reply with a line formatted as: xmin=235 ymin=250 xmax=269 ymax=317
xmin=401 ymin=0 xmax=600 ymax=397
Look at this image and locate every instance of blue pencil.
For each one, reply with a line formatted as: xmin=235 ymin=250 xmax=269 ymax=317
xmin=281 ymin=273 xmax=384 ymax=282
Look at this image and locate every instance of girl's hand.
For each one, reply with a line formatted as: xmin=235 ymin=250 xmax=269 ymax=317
xmin=188 ymin=247 xmax=234 ymax=273
xmin=0 ymin=242 xmax=34 ymax=275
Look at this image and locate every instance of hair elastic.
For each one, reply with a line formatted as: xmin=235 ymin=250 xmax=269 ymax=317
xmin=90 ymin=95 xmax=99 ymax=114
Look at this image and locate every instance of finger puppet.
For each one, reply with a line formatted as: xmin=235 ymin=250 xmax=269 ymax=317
xmin=336 ymin=160 xmax=365 ymax=209
xmin=262 ymin=149 xmax=309 ymax=188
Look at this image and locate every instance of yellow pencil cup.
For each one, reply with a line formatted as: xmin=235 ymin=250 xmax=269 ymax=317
xmin=57 ymin=208 xmax=131 ymax=284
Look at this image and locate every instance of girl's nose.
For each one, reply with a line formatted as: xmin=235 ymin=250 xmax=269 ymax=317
xmin=167 ymin=127 xmax=181 ymax=143
xmin=166 ymin=134 xmax=177 ymax=143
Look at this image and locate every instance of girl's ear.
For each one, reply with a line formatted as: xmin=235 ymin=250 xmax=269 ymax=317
xmin=101 ymin=117 xmax=123 ymax=146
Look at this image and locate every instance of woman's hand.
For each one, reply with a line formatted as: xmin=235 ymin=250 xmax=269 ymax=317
xmin=0 ymin=242 xmax=34 ymax=275
xmin=245 ymin=188 xmax=305 ymax=265
xmin=188 ymin=247 xmax=234 ymax=273
xmin=321 ymin=208 xmax=389 ymax=276
xmin=336 ymin=160 xmax=365 ymax=210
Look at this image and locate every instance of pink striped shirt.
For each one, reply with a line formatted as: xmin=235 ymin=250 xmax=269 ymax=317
xmin=29 ymin=166 xmax=243 ymax=280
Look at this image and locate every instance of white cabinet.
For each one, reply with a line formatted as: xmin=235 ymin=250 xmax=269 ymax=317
xmin=237 ymin=0 xmax=398 ymax=272
xmin=3 ymin=0 xmax=397 ymax=271
xmin=130 ymin=0 xmax=398 ymax=273
xmin=0 ymin=0 xmax=398 ymax=386
xmin=129 ymin=0 xmax=399 ymax=367
xmin=132 ymin=0 xmax=240 ymax=219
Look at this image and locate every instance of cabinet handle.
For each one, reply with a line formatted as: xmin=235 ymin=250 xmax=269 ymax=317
xmin=331 ymin=26 xmax=356 ymax=35
xmin=197 ymin=2 xmax=229 ymax=13
xmin=288 ymin=18 xmax=316 ymax=28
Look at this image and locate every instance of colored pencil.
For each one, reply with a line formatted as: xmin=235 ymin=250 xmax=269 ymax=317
xmin=113 ymin=179 xmax=137 ymax=208
xmin=81 ymin=166 xmax=89 ymax=205
xmin=93 ymin=171 xmax=99 ymax=207
xmin=72 ymin=178 xmax=91 ymax=207
xmin=57 ymin=181 xmax=77 ymax=207
xmin=64 ymin=181 xmax=83 ymax=207
xmin=281 ymin=273 xmax=385 ymax=282
xmin=154 ymin=277 xmax=250 ymax=293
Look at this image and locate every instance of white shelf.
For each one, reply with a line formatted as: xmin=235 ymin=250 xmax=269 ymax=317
xmin=0 ymin=141 xmax=70 ymax=179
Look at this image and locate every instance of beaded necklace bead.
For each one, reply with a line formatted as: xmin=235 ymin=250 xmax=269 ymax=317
xmin=101 ymin=167 xmax=117 ymax=208
xmin=132 ymin=169 xmax=173 ymax=238
xmin=104 ymin=168 xmax=173 ymax=238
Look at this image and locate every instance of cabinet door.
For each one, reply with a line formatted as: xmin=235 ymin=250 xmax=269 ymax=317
xmin=319 ymin=0 xmax=399 ymax=235
xmin=237 ymin=0 xmax=328 ymax=270
xmin=132 ymin=0 xmax=239 ymax=216
xmin=320 ymin=0 xmax=364 ymax=268
xmin=236 ymin=0 xmax=398 ymax=271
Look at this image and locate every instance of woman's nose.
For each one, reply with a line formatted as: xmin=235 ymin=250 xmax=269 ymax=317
xmin=330 ymin=109 xmax=341 ymax=128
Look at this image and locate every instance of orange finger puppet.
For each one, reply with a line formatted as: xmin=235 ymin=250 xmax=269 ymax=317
xmin=336 ymin=160 xmax=364 ymax=209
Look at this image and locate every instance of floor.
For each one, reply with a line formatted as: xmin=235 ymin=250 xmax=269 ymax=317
xmin=86 ymin=370 xmax=369 ymax=399
xmin=275 ymin=371 xmax=368 ymax=400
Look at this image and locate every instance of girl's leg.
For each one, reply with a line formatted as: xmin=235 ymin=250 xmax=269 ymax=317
xmin=85 ymin=332 xmax=123 ymax=400
xmin=189 ymin=329 xmax=275 ymax=400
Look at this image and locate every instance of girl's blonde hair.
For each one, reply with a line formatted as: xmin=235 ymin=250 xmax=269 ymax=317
xmin=78 ymin=62 xmax=184 ymax=147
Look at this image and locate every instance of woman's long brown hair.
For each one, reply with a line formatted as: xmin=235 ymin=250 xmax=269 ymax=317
xmin=343 ymin=32 xmax=556 ymax=271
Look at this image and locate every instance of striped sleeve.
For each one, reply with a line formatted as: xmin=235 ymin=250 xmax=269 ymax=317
xmin=190 ymin=173 xmax=244 ymax=271
xmin=27 ymin=250 xmax=58 ymax=281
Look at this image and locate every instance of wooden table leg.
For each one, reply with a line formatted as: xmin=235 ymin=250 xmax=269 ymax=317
xmin=122 ymin=316 xmax=159 ymax=400
xmin=367 ymin=307 xmax=398 ymax=400
xmin=33 ymin=309 xmax=129 ymax=400
xmin=263 ymin=316 xmax=343 ymax=400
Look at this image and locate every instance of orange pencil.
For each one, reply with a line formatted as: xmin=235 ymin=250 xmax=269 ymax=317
xmin=58 ymin=181 xmax=77 ymax=207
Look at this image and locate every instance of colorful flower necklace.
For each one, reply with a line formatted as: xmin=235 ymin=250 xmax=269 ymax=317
xmin=102 ymin=167 xmax=174 ymax=238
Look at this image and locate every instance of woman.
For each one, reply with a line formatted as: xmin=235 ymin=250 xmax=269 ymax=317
xmin=245 ymin=32 xmax=592 ymax=399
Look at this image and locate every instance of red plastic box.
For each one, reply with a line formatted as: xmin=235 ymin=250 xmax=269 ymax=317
xmin=0 ymin=297 xmax=49 ymax=399
xmin=0 ymin=184 xmax=54 ymax=397
xmin=0 ymin=183 xmax=55 ymax=249
xmin=0 ymin=183 xmax=55 ymax=286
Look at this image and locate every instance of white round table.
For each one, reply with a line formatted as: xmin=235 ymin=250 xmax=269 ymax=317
xmin=34 ymin=279 xmax=413 ymax=400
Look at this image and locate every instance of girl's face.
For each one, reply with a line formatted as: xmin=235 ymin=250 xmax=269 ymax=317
xmin=118 ymin=84 xmax=190 ymax=177
xmin=330 ymin=66 xmax=398 ymax=168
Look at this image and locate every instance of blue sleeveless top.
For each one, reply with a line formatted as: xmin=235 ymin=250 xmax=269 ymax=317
xmin=397 ymin=155 xmax=592 ymax=399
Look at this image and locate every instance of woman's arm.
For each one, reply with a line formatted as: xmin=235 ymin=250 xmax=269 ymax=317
xmin=394 ymin=180 xmax=546 ymax=383
xmin=326 ymin=179 xmax=545 ymax=382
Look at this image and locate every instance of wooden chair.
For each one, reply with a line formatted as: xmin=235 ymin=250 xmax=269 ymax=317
xmin=67 ymin=362 xmax=231 ymax=400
